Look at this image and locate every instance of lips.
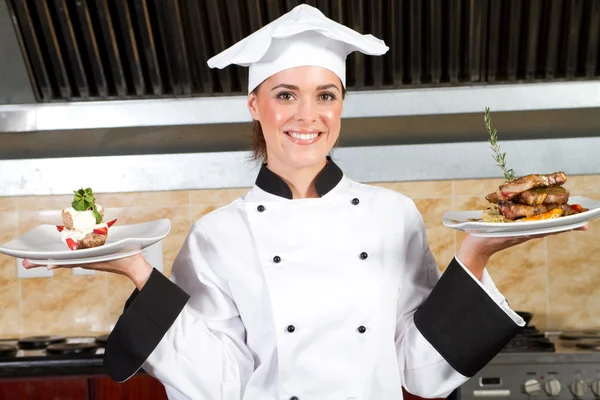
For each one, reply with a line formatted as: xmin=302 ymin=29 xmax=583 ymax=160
xmin=284 ymin=129 xmax=324 ymax=145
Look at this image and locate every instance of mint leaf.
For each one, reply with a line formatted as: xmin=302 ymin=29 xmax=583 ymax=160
xmin=74 ymin=199 xmax=86 ymax=211
xmin=71 ymin=187 xmax=100 ymax=215
xmin=93 ymin=208 xmax=102 ymax=224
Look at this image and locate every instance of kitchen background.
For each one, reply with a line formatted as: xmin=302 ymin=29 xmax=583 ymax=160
xmin=1 ymin=0 xmax=600 ymax=398
xmin=0 ymin=173 xmax=599 ymax=339
xmin=0 ymin=0 xmax=600 ymax=341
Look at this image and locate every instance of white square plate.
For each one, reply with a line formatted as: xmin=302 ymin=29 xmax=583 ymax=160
xmin=442 ymin=196 xmax=600 ymax=237
xmin=0 ymin=219 xmax=171 ymax=265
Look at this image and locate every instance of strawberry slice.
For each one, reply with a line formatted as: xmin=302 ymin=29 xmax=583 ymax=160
xmin=93 ymin=227 xmax=108 ymax=235
xmin=56 ymin=225 xmax=65 ymax=232
xmin=66 ymin=238 xmax=78 ymax=250
xmin=106 ymin=219 xmax=117 ymax=228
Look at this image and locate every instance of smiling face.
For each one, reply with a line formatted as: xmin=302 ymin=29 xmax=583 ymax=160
xmin=247 ymin=66 xmax=343 ymax=173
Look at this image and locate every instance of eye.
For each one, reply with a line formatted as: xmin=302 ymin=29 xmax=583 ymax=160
xmin=318 ymin=92 xmax=336 ymax=102
xmin=276 ymin=91 xmax=295 ymax=101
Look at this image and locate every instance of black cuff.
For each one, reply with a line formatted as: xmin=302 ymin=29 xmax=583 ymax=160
xmin=123 ymin=288 xmax=139 ymax=311
xmin=414 ymin=258 xmax=518 ymax=377
xmin=104 ymin=268 xmax=190 ymax=382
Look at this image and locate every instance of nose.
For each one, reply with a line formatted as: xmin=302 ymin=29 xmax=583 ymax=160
xmin=294 ymin=98 xmax=317 ymax=123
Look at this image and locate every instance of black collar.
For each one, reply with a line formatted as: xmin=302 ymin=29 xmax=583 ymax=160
xmin=255 ymin=156 xmax=344 ymax=199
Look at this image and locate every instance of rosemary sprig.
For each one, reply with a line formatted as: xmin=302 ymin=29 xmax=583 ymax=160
xmin=484 ymin=107 xmax=514 ymax=183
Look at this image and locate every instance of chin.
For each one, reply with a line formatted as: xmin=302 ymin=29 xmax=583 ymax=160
xmin=284 ymin=150 xmax=330 ymax=169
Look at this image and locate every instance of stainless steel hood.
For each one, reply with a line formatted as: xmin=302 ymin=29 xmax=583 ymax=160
xmin=0 ymin=0 xmax=599 ymax=161
xmin=2 ymin=81 xmax=600 ymax=131
xmin=4 ymin=0 xmax=600 ymax=102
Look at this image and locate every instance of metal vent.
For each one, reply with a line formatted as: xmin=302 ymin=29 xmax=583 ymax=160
xmin=7 ymin=0 xmax=600 ymax=102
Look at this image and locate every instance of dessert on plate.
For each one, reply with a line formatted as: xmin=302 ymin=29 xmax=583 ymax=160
xmin=57 ymin=188 xmax=117 ymax=250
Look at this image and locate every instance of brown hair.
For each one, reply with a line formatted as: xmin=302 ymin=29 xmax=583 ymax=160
xmin=249 ymin=84 xmax=347 ymax=161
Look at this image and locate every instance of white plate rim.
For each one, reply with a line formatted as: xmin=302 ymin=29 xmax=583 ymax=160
xmin=26 ymin=249 xmax=144 ymax=266
xmin=467 ymin=220 xmax=589 ymax=238
xmin=0 ymin=218 xmax=171 ymax=260
xmin=442 ymin=196 xmax=600 ymax=232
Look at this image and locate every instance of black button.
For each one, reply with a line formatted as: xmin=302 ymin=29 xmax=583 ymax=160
xmin=351 ymin=198 xmax=360 ymax=205
xmin=257 ymin=205 xmax=265 ymax=212
xmin=357 ymin=325 xmax=367 ymax=334
xmin=360 ymin=252 xmax=368 ymax=260
xmin=287 ymin=325 xmax=295 ymax=333
xmin=273 ymin=256 xmax=281 ymax=263
xmin=290 ymin=397 xmax=299 ymax=400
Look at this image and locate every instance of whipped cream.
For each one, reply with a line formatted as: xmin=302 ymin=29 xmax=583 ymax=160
xmin=62 ymin=204 xmax=107 ymax=246
xmin=60 ymin=222 xmax=108 ymax=245
xmin=64 ymin=204 xmax=103 ymax=231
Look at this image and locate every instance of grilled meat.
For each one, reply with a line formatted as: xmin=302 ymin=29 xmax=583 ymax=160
xmin=517 ymin=187 xmax=569 ymax=206
xmin=485 ymin=192 xmax=498 ymax=203
xmin=497 ymin=201 xmax=571 ymax=220
xmin=496 ymin=172 xmax=567 ymax=201
xmin=486 ymin=186 xmax=569 ymax=206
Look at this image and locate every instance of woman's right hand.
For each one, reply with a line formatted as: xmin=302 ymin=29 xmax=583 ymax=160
xmin=22 ymin=252 xmax=153 ymax=290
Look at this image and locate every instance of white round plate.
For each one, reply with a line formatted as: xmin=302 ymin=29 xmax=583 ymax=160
xmin=442 ymin=196 xmax=600 ymax=237
xmin=0 ymin=219 xmax=171 ymax=262
xmin=27 ymin=249 xmax=144 ymax=266
xmin=462 ymin=220 xmax=589 ymax=238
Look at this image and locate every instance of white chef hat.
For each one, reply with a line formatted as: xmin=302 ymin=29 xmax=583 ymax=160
xmin=206 ymin=4 xmax=389 ymax=93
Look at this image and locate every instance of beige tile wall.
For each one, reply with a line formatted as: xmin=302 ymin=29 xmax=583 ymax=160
xmin=0 ymin=175 xmax=598 ymax=338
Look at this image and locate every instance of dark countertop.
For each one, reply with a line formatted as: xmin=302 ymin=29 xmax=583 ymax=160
xmin=0 ymin=352 xmax=105 ymax=379
xmin=0 ymin=337 xmax=119 ymax=379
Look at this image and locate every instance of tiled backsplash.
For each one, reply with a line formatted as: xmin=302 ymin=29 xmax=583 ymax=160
xmin=0 ymin=176 xmax=598 ymax=338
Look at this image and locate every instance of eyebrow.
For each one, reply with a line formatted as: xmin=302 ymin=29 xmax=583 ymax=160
xmin=271 ymin=83 xmax=340 ymax=92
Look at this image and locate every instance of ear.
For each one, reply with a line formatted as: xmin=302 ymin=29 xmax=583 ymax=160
xmin=247 ymin=91 xmax=260 ymax=121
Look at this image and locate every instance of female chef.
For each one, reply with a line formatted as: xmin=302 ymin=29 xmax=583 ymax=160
xmin=24 ymin=4 xmax=587 ymax=400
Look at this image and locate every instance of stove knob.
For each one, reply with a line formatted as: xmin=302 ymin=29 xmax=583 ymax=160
xmin=524 ymin=379 xmax=542 ymax=396
xmin=592 ymin=380 xmax=600 ymax=397
xmin=570 ymin=380 xmax=587 ymax=398
xmin=544 ymin=379 xmax=562 ymax=396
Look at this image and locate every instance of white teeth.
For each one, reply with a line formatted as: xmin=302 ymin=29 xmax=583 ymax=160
xmin=289 ymin=132 xmax=319 ymax=140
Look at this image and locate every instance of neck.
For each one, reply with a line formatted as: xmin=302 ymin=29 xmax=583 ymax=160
xmin=266 ymin=158 xmax=328 ymax=199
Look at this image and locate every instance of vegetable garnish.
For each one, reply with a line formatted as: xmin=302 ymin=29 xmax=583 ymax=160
xmin=72 ymin=188 xmax=102 ymax=224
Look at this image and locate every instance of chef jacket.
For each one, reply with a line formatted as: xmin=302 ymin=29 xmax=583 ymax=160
xmin=105 ymin=158 xmax=524 ymax=400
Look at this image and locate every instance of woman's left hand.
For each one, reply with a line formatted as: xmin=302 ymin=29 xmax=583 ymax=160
xmin=456 ymin=224 xmax=589 ymax=279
